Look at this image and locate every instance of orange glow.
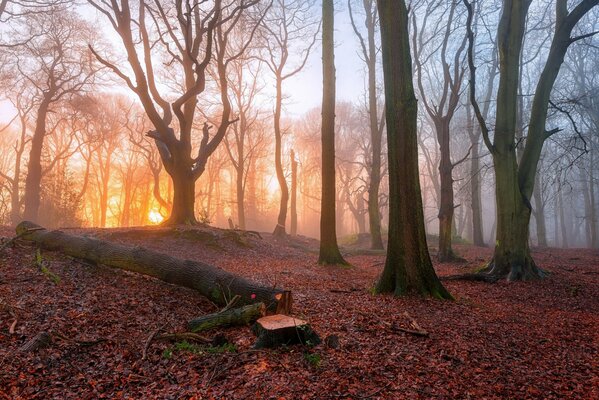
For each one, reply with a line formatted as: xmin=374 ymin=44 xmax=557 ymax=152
xmin=148 ymin=210 xmax=164 ymax=225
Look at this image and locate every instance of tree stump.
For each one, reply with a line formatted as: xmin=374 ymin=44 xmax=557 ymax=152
xmin=252 ymin=315 xmax=320 ymax=349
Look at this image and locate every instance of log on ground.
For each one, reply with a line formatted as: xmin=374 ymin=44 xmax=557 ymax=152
xmin=16 ymin=221 xmax=292 ymax=314
xmin=188 ymin=302 xmax=266 ymax=332
xmin=252 ymin=314 xmax=321 ymax=349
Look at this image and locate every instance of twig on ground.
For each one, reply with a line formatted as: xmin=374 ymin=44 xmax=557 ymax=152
xmin=142 ymin=324 xmax=166 ymax=361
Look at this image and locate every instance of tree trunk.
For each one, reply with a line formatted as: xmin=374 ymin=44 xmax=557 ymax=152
xmin=467 ymin=109 xmax=485 ymax=247
xmin=558 ymin=185 xmax=568 ymax=248
xmin=164 ymin=168 xmax=197 ymax=225
xmin=437 ymin=119 xmax=457 ymax=261
xmin=273 ymin=78 xmax=288 ymax=237
xmin=290 ymin=150 xmax=297 ymax=236
xmin=533 ymin=172 xmax=547 ymax=247
xmin=236 ymin=162 xmax=246 ymax=231
xmin=17 ymin=221 xmax=292 ymax=314
xmin=318 ymin=0 xmax=347 ymax=265
xmin=366 ymin=17 xmax=384 ymax=251
xmin=485 ymin=153 xmax=545 ymax=280
xmin=23 ymin=100 xmax=50 ymax=223
xmin=375 ymin=0 xmax=451 ymax=299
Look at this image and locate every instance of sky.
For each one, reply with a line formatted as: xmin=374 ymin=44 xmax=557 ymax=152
xmin=0 ymin=4 xmax=368 ymax=123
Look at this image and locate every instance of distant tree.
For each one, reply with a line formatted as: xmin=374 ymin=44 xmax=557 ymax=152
xmin=376 ymin=0 xmax=451 ymax=298
xmin=258 ymin=0 xmax=319 ymax=237
xmin=412 ymin=0 xmax=469 ymax=261
xmin=2 ymin=9 xmax=97 ymax=222
xmin=348 ymin=0 xmax=385 ymax=250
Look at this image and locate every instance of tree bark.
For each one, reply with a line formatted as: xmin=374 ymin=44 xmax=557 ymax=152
xmin=318 ymin=0 xmax=347 ymax=265
xmin=273 ymin=78 xmax=288 ymax=237
xmin=23 ymin=99 xmax=51 ymax=223
xmin=17 ymin=221 xmax=292 ymax=314
xmin=437 ymin=120 xmax=457 ymax=261
xmin=188 ymin=302 xmax=265 ymax=332
xmin=290 ymin=149 xmax=297 ymax=236
xmin=375 ymin=0 xmax=451 ymax=299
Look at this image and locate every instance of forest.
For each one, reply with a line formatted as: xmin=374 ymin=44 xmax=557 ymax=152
xmin=0 ymin=0 xmax=598 ymax=398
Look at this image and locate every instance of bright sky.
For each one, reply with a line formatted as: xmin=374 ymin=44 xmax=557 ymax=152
xmin=0 ymin=5 xmax=367 ymax=123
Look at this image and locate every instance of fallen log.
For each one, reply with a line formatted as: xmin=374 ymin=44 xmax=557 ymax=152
xmin=188 ymin=302 xmax=265 ymax=332
xmin=252 ymin=314 xmax=321 ymax=349
xmin=16 ymin=221 xmax=291 ymax=314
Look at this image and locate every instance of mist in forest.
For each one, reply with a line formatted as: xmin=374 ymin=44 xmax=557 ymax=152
xmin=0 ymin=0 xmax=597 ymax=250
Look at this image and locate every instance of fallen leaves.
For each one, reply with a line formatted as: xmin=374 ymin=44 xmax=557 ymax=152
xmin=0 ymin=225 xmax=598 ymax=399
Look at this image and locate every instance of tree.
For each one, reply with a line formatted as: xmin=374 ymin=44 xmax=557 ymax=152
xmin=88 ymin=0 xmax=258 ymax=225
xmin=464 ymin=0 xmax=599 ymax=281
xmin=318 ymin=0 xmax=347 ymax=265
xmin=258 ymin=0 xmax=319 ymax=237
xmin=3 ymin=9 xmax=98 ymax=222
xmin=348 ymin=0 xmax=385 ymax=250
xmin=375 ymin=0 xmax=451 ymax=298
xmin=412 ymin=0 xmax=469 ymax=261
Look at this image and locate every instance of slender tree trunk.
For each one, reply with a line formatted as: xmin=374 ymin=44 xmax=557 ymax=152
xmin=558 ymin=184 xmax=568 ymax=248
xmin=375 ymin=0 xmax=450 ymax=299
xmin=533 ymin=175 xmax=548 ymax=247
xmin=23 ymin=100 xmax=50 ymax=223
xmin=467 ymin=107 xmax=485 ymax=246
xmin=589 ymin=149 xmax=598 ymax=248
xmin=366 ymin=17 xmax=384 ymax=251
xmin=290 ymin=149 xmax=297 ymax=236
xmin=10 ymin=140 xmax=26 ymax=226
xmin=319 ymin=0 xmax=346 ymax=265
xmin=273 ymin=78 xmax=288 ymax=237
xmin=437 ymin=119 xmax=457 ymax=261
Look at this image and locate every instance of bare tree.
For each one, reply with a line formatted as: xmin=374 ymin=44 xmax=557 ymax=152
xmin=88 ymin=0 xmax=259 ymax=225
xmin=464 ymin=0 xmax=599 ymax=281
xmin=348 ymin=0 xmax=385 ymax=249
xmin=2 ymin=9 xmax=98 ymax=222
xmin=258 ymin=0 xmax=319 ymax=237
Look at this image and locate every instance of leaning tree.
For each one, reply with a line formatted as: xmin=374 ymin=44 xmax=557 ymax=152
xmin=464 ymin=0 xmax=599 ymax=281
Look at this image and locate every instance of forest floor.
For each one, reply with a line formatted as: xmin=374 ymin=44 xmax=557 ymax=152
xmin=0 ymin=224 xmax=597 ymax=399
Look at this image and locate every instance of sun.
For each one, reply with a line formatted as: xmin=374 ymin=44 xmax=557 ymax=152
xmin=148 ymin=209 xmax=164 ymax=225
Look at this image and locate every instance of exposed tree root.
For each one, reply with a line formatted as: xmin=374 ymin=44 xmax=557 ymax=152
xmin=442 ymin=257 xmax=548 ymax=282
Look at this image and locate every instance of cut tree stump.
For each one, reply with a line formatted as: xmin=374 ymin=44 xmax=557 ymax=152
xmin=252 ymin=314 xmax=321 ymax=349
xmin=16 ymin=221 xmax=292 ymax=314
xmin=188 ymin=302 xmax=265 ymax=332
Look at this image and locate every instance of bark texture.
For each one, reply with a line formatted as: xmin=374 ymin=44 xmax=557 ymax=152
xmin=318 ymin=0 xmax=347 ymax=265
xmin=375 ymin=0 xmax=451 ymax=299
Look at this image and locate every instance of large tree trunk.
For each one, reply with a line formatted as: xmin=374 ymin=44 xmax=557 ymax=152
xmin=23 ymin=100 xmax=50 ymax=223
xmin=485 ymin=153 xmax=545 ymax=280
xmin=164 ymin=167 xmax=197 ymax=226
xmin=375 ymin=0 xmax=451 ymax=299
xmin=318 ymin=0 xmax=347 ymax=265
xmin=17 ymin=221 xmax=292 ymax=314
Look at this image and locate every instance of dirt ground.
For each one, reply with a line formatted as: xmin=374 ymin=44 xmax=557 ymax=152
xmin=0 ymin=225 xmax=597 ymax=399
